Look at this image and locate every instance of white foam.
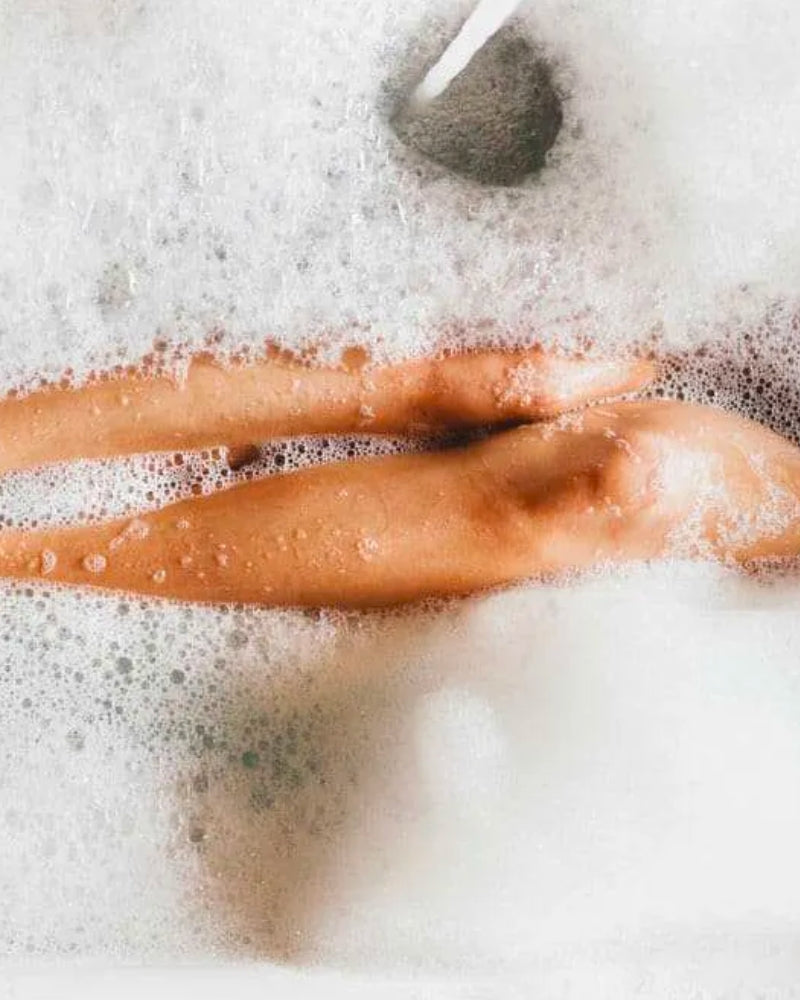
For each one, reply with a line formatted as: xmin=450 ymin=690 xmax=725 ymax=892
xmin=2 ymin=0 xmax=800 ymax=388
xmin=1 ymin=566 xmax=800 ymax=981
xmin=0 ymin=435 xmax=425 ymax=530
xmin=2 ymin=0 xmax=800 ymax=987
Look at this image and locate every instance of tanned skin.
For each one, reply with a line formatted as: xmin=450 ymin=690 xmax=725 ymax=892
xmin=4 ymin=350 xmax=794 ymax=608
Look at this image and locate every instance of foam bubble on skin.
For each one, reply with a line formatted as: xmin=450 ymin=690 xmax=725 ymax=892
xmin=82 ymin=552 xmax=108 ymax=574
xmin=494 ymin=358 xmax=547 ymax=408
xmin=2 ymin=0 xmax=800 ymax=388
xmin=40 ymin=548 xmax=58 ymax=575
xmin=636 ymin=426 xmax=800 ymax=562
xmin=109 ymin=517 xmax=150 ymax=550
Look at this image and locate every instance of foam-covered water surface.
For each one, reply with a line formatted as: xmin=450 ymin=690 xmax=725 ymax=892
xmin=2 ymin=565 xmax=800 ymax=986
xmin=4 ymin=0 xmax=800 ymax=990
xmin=2 ymin=0 xmax=800 ymax=387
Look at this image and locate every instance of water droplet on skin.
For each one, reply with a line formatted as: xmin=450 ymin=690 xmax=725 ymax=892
xmin=82 ymin=553 xmax=107 ymax=574
xmin=180 ymin=554 xmax=193 ymax=568
xmin=40 ymin=549 xmax=57 ymax=575
xmin=357 ymin=536 xmax=380 ymax=561
xmin=109 ymin=517 xmax=150 ymax=551
xmin=151 ymin=568 xmax=167 ymax=584
xmin=176 ymin=519 xmax=191 ymax=530
xmin=215 ymin=552 xmax=229 ymax=568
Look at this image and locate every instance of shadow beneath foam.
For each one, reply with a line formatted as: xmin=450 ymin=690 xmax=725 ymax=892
xmin=178 ymin=610 xmax=457 ymax=963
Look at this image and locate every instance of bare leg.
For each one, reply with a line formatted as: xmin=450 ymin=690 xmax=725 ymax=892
xmin=4 ymin=400 xmax=800 ymax=607
xmin=0 ymin=443 xmax=540 ymax=606
xmin=1 ymin=349 xmax=652 ymax=473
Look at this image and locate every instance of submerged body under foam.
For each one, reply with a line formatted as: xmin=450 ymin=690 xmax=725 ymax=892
xmin=2 ymin=566 xmax=800 ymax=986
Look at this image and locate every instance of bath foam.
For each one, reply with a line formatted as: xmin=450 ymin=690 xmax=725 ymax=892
xmin=2 ymin=0 xmax=800 ymax=391
xmin=0 ymin=434 xmax=424 ymax=531
xmin=3 ymin=0 xmax=800 ymax=986
xmin=2 ymin=565 xmax=800 ymax=985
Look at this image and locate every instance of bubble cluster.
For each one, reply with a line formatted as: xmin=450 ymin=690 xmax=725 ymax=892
xmin=0 ymin=434 xmax=431 ymax=531
xmin=648 ymin=313 xmax=800 ymax=446
xmin=2 ymin=0 xmax=800 ymax=387
xmin=0 ymin=580 xmax=346 ymax=959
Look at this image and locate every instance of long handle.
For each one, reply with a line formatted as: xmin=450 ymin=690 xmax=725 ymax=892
xmin=411 ymin=0 xmax=526 ymax=107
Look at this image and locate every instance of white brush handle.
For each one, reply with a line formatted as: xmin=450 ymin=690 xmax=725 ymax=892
xmin=411 ymin=0 xmax=525 ymax=107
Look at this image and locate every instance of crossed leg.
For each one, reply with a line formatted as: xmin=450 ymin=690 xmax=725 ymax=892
xmin=4 ymin=350 xmax=797 ymax=607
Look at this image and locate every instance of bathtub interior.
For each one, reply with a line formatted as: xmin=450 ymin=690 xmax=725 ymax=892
xmin=2 ymin=0 xmax=800 ymax=993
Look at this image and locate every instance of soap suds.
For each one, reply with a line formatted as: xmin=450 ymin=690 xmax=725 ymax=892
xmin=0 ymin=435 xmax=432 ymax=532
xmin=2 ymin=0 xmax=800 ymax=387
xmin=2 ymin=0 xmax=800 ymax=984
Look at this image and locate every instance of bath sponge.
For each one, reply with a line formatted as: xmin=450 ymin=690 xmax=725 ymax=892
xmin=392 ymin=23 xmax=563 ymax=186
